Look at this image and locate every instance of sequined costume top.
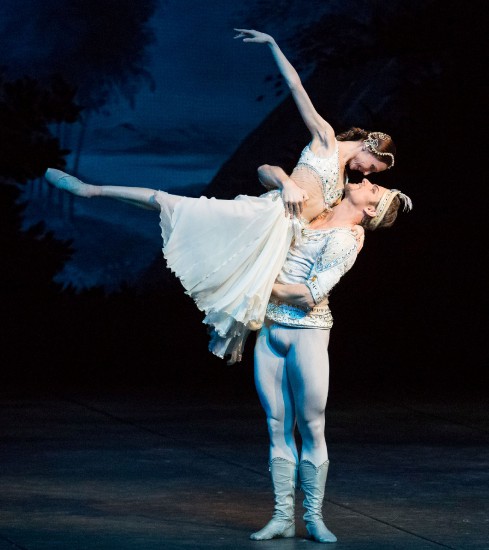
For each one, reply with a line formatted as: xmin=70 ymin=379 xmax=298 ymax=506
xmin=266 ymin=227 xmax=358 ymax=329
xmin=291 ymin=139 xmax=345 ymax=212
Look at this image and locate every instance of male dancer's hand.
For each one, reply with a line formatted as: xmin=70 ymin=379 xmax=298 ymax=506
xmin=271 ymin=283 xmax=315 ymax=310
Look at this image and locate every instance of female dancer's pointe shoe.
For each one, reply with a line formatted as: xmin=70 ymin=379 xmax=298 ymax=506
xmin=250 ymin=458 xmax=297 ymax=541
xmin=44 ymin=168 xmax=95 ymax=198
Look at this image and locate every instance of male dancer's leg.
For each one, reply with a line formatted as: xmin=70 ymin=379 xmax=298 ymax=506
xmin=286 ymin=328 xmax=330 ymax=466
xmin=254 ymin=323 xmax=298 ymax=463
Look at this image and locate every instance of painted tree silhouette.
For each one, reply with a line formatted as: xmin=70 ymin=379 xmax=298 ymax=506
xmin=1 ymin=0 xmax=157 ymax=217
xmin=0 ymin=74 xmax=80 ymax=180
xmin=0 ymin=73 xmax=77 ymax=289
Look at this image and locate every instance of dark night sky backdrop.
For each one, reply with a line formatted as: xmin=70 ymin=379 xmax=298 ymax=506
xmin=2 ymin=0 xmax=290 ymax=150
xmin=83 ymin=0 xmax=288 ymax=144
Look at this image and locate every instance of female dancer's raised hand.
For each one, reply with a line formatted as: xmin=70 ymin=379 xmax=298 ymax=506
xmin=233 ymin=29 xmax=274 ymax=44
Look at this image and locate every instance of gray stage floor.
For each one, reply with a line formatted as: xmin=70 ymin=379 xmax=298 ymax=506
xmin=0 ymin=388 xmax=487 ymax=550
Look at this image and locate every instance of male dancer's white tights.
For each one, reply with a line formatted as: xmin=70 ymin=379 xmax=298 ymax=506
xmin=254 ymin=322 xmax=330 ymax=467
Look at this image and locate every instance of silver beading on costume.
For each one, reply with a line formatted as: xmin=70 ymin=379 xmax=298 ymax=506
xmin=370 ymin=189 xmax=413 ymax=229
xmin=362 ymin=132 xmax=395 ymax=169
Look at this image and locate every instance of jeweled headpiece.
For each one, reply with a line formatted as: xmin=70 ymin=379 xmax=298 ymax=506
xmin=363 ymin=132 xmax=395 ymax=169
xmin=370 ymin=189 xmax=413 ymax=229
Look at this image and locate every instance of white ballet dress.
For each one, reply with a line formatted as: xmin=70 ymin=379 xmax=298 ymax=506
xmin=153 ymin=140 xmax=343 ymax=364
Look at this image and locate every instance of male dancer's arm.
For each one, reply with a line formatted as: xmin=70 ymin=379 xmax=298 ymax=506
xmin=271 ymin=283 xmax=316 ymax=310
xmin=271 ymin=231 xmax=359 ymax=309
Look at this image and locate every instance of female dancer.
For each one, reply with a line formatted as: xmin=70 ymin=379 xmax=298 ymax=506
xmin=45 ymin=29 xmax=397 ymax=363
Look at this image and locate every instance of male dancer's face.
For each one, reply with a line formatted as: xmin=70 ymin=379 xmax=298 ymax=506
xmin=345 ymin=179 xmax=388 ymax=210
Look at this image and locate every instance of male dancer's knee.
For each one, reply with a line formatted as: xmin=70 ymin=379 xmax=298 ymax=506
xmin=267 ymin=416 xmax=287 ymax=442
xmin=298 ymin=415 xmax=326 ymax=448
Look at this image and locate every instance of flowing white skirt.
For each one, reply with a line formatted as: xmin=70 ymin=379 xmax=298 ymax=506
xmin=153 ymin=190 xmax=294 ymax=364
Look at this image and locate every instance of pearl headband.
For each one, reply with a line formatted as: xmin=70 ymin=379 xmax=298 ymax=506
xmin=363 ymin=132 xmax=395 ymax=169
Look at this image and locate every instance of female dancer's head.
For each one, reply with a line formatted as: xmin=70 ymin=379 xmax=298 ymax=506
xmin=337 ymin=127 xmax=396 ymax=175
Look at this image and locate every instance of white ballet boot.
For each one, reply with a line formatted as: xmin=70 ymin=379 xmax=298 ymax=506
xmin=250 ymin=457 xmax=297 ymax=540
xmin=44 ymin=168 xmax=96 ymax=197
xmin=299 ymin=460 xmax=337 ymax=543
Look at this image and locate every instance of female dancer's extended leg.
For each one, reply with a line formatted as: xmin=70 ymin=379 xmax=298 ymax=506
xmin=45 ymin=168 xmax=163 ymax=210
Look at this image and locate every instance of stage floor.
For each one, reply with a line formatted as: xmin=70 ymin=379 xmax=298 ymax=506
xmin=1 ymin=388 xmax=487 ymax=549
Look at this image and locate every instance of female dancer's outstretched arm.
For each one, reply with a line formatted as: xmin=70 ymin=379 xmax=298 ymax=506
xmin=234 ymin=29 xmax=336 ymax=153
xmin=235 ymin=29 xmax=339 ymax=221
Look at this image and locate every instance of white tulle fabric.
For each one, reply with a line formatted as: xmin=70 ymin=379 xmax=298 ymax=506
xmin=154 ymin=190 xmax=294 ymax=364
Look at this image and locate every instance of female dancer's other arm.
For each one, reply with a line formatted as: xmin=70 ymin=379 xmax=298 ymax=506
xmin=258 ymin=164 xmax=332 ymax=222
xmin=258 ymin=164 xmax=309 ymax=219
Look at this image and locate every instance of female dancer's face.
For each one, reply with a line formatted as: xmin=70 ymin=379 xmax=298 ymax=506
xmin=348 ymin=151 xmax=389 ymax=176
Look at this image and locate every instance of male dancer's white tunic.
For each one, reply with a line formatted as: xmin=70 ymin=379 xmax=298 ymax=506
xmin=266 ymin=227 xmax=359 ymax=329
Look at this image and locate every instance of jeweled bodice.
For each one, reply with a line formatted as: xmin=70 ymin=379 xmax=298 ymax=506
xmin=291 ymin=140 xmax=344 ymax=209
